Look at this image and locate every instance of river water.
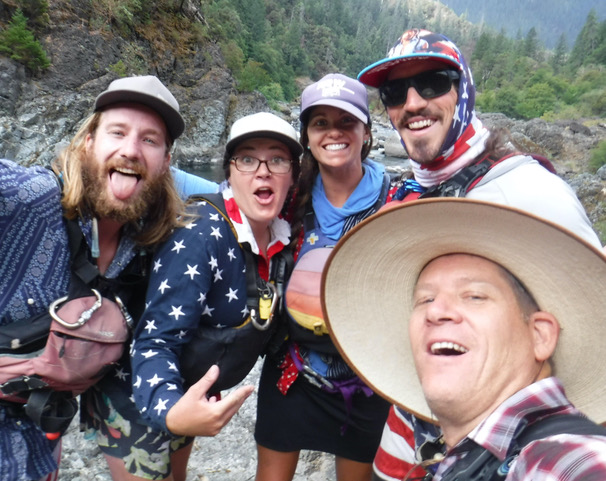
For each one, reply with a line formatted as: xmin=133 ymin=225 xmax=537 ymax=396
xmin=181 ymin=117 xmax=409 ymax=182
xmin=181 ymin=152 xmax=409 ymax=183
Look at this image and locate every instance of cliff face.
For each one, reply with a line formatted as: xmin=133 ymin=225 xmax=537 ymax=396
xmin=1 ymin=0 xmax=606 ymax=240
xmin=0 ymin=0 xmax=276 ymax=166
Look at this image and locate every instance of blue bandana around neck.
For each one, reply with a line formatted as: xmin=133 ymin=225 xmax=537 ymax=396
xmin=312 ymin=159 xmax=385 ymax=241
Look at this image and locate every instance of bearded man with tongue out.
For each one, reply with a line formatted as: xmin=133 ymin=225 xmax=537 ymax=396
xmin=355 ymin=29 xmax=602 ymax=481
xmin=0 ymin=75 xmax=237 ymax=481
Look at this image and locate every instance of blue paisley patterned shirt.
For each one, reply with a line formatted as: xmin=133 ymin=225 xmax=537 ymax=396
xmin=0 ymin=159 xmax=217 ymax=480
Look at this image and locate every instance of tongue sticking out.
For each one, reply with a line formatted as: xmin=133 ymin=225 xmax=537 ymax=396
xmin=110 ymin=171 xmax=139 ymax=200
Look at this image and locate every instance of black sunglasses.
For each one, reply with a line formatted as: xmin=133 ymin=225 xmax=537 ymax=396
xmin=379 ymin=69 xmax=460 ymax=107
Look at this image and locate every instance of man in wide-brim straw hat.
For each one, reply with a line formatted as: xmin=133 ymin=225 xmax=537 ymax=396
xmin=321 ymin=198 xmax=606 ymax=481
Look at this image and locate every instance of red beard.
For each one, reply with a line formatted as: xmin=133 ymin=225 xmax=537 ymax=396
xmin=81 ymin=156 xmax=166 ymax=224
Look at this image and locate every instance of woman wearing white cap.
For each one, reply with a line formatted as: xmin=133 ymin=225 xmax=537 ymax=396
xmin=124 ymin=112 xmax=302 ymax=481
xmin=254 ymin=74 xmax=392 ymax=481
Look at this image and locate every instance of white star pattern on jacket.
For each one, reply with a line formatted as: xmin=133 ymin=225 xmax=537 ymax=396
xmin=130 ymin=188 xmax=292 ymax=432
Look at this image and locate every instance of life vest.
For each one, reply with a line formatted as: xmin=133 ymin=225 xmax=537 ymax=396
xmin=179 ymin=194 xmax=293 ymax=392
xmin=285 ymin=173 xmax=392 ymax=353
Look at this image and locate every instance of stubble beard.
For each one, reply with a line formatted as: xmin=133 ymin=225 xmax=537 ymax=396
xmin=81 ymin=156 xmax=165 ymax=224
xmin=406 ymin=138 xmax=442 ymax=165
xmin=395 ymin=109 xmax=444 ymax=165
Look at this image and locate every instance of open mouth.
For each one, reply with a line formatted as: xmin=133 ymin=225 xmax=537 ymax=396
xmin=109 ymin=167 xmax=142 ymax=200
xmin=430 ymin=341 xmax=468 ymax=356
xmin=254 ymin=187 xmax=274 ymax=202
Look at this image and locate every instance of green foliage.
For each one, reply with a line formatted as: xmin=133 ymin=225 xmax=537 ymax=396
xmin=107 ymin=43 xmax=146 ymax=76
xmin=221 ymin=40 xmax=245 ymax=76
xmin=259 ymin=82 xmax=285 ymax=109
xmin=0 ymin=9 xmax=50 ymax=73
xmin=16 ymin=0 xmax=50 ymax=29
xmin=91 ymin=0 xmax=143 ymax=33
xmin=589 ymin=140 xmax=606 ymax=172
xmin=515 ymin=83 xmax=557 ymax=119
xmin=108 ymin=59 xmax=128 ymax=76
xmin=7 ymin=0 xmax=606 ymax=121
xmin=236 ymin=60 xmax=271 ymax=92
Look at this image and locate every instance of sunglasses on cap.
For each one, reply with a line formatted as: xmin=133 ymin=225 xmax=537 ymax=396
xmin=379 ymin=69 xmax=460 ymax=107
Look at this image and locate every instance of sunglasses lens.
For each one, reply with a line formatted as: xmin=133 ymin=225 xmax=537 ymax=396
xmin=379 ymin=80 xmax=408 ymax=107
xmin=379 ymin=70 xmax=459 ymax=107
xmin=416 ymin=70 xmax=456 ymax=99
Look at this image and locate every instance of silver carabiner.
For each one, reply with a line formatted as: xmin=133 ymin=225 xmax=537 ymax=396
xmin=113 ymin=294 xmax=134 ymax=329
xmin=49 ymin=289 xmax=103 ymax=329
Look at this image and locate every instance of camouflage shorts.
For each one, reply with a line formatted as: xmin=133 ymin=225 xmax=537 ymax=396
xmin=80 ymin=387 xmax=193 ymax=480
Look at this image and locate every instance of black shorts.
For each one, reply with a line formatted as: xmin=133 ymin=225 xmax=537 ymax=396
xmin=254 ymin=354 xmax=390 ymax=463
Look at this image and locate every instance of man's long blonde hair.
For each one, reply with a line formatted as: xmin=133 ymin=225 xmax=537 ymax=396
xmin=52 ymin=111 xmax=187 ymax=247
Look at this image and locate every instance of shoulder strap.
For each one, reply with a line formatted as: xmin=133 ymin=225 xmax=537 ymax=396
xmin=187 ymin=193 xmax=291 ymax=329
xmin=490 ymin=414 xmax=606 ymax=480
xmin=440 ymin=414 xmax=606 ymax=481
xmin=65 ymin=217 xmax=101 ymax=286
xmin=420 ymin=152 xmax=556 ymax=199
xmin=420 ymin=154 xmax=501 ymax=198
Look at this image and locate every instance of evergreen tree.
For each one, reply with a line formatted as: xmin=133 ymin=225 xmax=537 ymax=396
xmin=570 ymin=9 xmax=601 ymax=68
xmin=0 ymin=9 xmax=50 ymax=73
xmin=523 ymin=27 xmax=540 ymax=61
xmin=551 ymin=33 xmax=568 ymax=73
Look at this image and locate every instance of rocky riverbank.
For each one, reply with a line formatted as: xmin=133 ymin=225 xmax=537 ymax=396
xmin=59 ymin=360 xmax=337 ymax=481
xmin=3 ymin=3 xmax=606 ymax=477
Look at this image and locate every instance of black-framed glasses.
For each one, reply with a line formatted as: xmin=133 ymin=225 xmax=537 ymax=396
xmin=231 ymin=155 xmax=293 ymax=174
xmin=379 ymin=69 xmax=460 ymax=107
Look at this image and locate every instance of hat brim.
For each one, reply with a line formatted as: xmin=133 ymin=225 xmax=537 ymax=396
xmin=321 ymin=198 xmax=606 ymax=423
xmin=300 ymin=99 xmax=369 ymax=125
xmin=95 ymin=90 xmax=185 ymax=141
xmin=225 ymin=130 xmax=303 ymax=159
xmin=358 ymin=54 xmax=462 ymax=88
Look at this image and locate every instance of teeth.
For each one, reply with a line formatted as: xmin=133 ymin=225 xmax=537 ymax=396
xmin=324 ymin=143 xmax=347 ymax=151
xmin=115 ymin=167 xmax=138 ymax=175
xmin=408 ymin=119 xmax=433 ymax=130
xmin=430 ymin=341 xmax=468 ymax=355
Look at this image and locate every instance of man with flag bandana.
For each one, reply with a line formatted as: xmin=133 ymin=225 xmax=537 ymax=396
xmin=356 ymin=29 xmax=602 ymax=481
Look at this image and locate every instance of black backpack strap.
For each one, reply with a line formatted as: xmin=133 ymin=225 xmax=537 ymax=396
xmin=420 ymin=151 xmax=556 ymax=199
xmin=495 ymin=414 xmax=606 ymax=479
xmin=420 ymin=155 xmax=498 ymax=198
xmin=439 ymin=413 xmax=606 ymax=481
xmin=24 ymin=390 xmax=78 ymax=435
xmin=303 ymin=200 xmax=315 ymax=233
xmin=377 ymin=171 xmax=392 ymax=206
xmin=187 ymin=193 xmax=283 ymax=330
xmin=64 ymin=217 xmax=101 ymax=286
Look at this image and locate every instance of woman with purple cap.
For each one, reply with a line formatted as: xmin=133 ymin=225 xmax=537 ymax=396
xmin=253 ymin=74 xmax=392 ymax=481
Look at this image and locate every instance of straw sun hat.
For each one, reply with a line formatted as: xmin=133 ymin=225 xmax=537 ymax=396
xmin=321 ymin=198 xmax=606 ymax=424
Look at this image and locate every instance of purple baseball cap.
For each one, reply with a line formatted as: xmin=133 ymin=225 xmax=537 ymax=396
xmin=300 ymin=73 xmax=369 ymax=125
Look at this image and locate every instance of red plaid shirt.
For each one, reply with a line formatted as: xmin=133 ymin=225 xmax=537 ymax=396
xmin=374 ymin=377 xmax=606 ymax=480
xmin=435 ymin=377 xmax=606 ymax=480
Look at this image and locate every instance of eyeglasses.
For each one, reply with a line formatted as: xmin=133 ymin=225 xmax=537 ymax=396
xmin=230 ymin=156 xmax=293 ymax=174
xmin=379 ymin=69 xmax=460 ymax=107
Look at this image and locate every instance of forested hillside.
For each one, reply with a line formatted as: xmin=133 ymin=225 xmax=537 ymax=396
xmin=2 ymin=0 xmax=606 ymax=123
xmin=440 ymin=0 xmax=606 ymax=49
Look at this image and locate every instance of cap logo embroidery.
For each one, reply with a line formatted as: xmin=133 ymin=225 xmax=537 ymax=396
xmin=317 ymin=78 xmax=354 ymax=98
